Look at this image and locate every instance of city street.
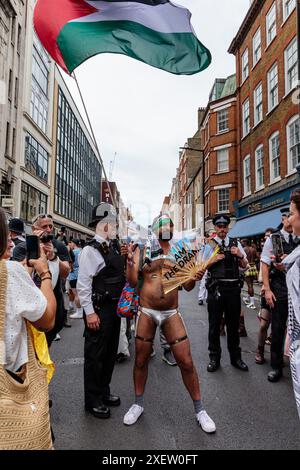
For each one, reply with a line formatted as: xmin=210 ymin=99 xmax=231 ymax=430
xmin=49 ymin=286 xmax=300 ymax=450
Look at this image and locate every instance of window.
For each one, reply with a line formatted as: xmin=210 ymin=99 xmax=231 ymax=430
xmin=266 ymin=3 xmax=277 ymax=46
xmin=218 ymin=189 xmax=230 ymax=213
xmin=5 ymin=122 xmax=10 ymax=156
xmin=14 ymin=77 xmax=18 ymax=107
xmin=254 ymin=83 xmax=263 ymax=125
xmin=217 ymin=109 xmax=229 ymax=133
xmin=25 ymin=133 xmax=49 ymax=182
xmin=11 ymin=17 xmax=16 ymax=44
xmin=8 ymin=69 xmax=12 ymax=101
xmin=253 ymin=28 xmax=261 ymax=66
xmin=30 ymin=35 xmax=50 ymax=133
xmin=283 ymin=0 xmax=296 ymax=21
xmin=269 ymin=132 xmax=280 ymax=181
xmin=242 ymin=99 xmax=250 ymax=137
xmin=255 ymin=145 xmax=264 ymax=189
xmin=244 ymin=156 xmax=251 ymax=195
xmin=55 ymin=87 xmax=102 ymax=227
xmin=21 ymin=182 xmax=48 ymax=223
xmin=17 ymin=25 xmax=21 ymax=53
xmin=242 ymin=49 xmax=249 ymax=82
xmin=285 ymin=37 xmax=298 ymax=94
xmin=12 ymin=128 xmax=16 ymax=160
xmin=267 ymin=63 xmax=278 ymax=111
xmin=287 ymin=115 xmax=300 ymax=173
xmin=204 ymin=158 xmax=209 ymax=181
xmin=217 ymin=149 xmax=229 ymax=173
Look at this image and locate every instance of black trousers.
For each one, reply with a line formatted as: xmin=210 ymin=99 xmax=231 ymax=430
xmin=84 ymin=301 xmax=121 ymax=408
xmin=270 ymin=296 xmax=288 ymax=370
xmin=207 ymin=285 xmax=241 ymax=362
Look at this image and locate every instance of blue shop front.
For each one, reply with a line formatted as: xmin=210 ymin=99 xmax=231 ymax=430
xmin=229 ymin=176 xmax=300 ymax=245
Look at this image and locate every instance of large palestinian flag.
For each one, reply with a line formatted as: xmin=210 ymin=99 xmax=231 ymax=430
xmin=34 ymin=0 xmax=211 ymax=75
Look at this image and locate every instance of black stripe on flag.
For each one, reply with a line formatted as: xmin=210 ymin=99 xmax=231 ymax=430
xmin=91 ymin=0 xmax=169 ymax=5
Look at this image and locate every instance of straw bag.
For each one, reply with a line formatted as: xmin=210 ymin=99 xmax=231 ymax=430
xmin=0 ymin=260 xmax=53 ymax=450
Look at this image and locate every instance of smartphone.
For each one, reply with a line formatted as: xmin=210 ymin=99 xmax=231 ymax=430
xmin=271 ymin=234 xmax=283 ymax=261
xmin=26 ymin=235 xmax=40 ymax=262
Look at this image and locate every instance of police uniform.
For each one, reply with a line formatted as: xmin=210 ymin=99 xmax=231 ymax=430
xmin=206 ymin=215 xmax=248 ymax=372
xmin=77 ymin=204 xmax=126 ymax=418
xmin=261 ymin=208 xmax=298 ymax=381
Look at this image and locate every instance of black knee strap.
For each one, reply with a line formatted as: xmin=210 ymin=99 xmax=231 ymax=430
xmin=169 ymin=335 xmax=188 ymax=346
xmin=260 ymin=316 xmax=270 ymax=323
xmin=135 ymin=335 xmax=154 ymax=344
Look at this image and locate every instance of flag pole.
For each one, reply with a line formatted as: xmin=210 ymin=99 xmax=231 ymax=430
xmin=72 ymin=71 xmax=117 ymax=209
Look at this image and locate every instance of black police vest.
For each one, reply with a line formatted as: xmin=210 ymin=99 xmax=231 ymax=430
xmin=269 ymin=232 xmax=295 ymax=294
xmin=87 ymin=239 xmax=126 ymax=301
xmin=208 ymin=238 xmax=240 ymax=280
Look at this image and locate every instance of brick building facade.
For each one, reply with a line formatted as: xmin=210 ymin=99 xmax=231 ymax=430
xmin=228 ymin=0 xmax=300 ymax=239
xmin=200 ymin=75 xmax=238 ymax=234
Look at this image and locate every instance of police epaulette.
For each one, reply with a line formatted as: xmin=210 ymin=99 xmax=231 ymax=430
xmin=87 ymin=239 xmax=110 ymax=256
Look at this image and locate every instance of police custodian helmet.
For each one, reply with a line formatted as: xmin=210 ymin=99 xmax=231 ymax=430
xmin=88 ymin=202 xmax=117 ymax=228
xmin=212 ymin=214 xmax=231 ymax=226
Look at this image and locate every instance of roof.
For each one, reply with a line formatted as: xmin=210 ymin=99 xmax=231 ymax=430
xmin=220 ymin=74 xmax=236 ymax=98
xmin=228 ymin=0 xmax=264 ymax=54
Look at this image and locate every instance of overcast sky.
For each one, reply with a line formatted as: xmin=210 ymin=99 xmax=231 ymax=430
xmin=62 ymin=0 xmax=250 ymax=227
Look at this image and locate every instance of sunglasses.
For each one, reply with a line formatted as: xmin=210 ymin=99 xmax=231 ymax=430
xmin=32 ymin=213 xmax=53 ymax=224
xmin=216 ymin=224 xmax=228 ymax=228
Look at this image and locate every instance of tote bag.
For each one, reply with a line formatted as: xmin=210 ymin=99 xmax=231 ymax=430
xmin=0 ymin=260 xmax=53 ymax=450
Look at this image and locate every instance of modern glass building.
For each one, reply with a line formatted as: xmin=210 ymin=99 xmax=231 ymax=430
xmin=54 ymin=86 xmax=101 ymax=228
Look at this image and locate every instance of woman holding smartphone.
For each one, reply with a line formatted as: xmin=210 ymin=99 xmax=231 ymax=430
xmin=0 ymin=208 xmax=57 ymax=363
xmin=283 ymin=190 xmax=300 ymax=419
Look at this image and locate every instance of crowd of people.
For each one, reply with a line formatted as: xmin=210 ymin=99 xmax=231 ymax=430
xmin=1 ymin=188 xmax=300 ymax=449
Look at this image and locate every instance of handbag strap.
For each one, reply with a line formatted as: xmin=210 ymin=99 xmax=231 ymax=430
xmin=0 ymin=260 xmax=8 ymax=366
xmin=0 ymin=260 xmax=7 ymax=344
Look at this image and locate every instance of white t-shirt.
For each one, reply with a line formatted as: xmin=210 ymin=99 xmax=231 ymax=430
xmin=3 ymin=261 xmax=47 ymax=373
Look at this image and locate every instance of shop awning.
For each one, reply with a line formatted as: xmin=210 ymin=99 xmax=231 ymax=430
xmin=229 ymin=208 xmax=282 ymax=238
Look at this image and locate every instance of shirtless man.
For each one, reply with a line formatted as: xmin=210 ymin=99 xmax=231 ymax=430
xmin=123 ymin=214 xmax=216 ymax=433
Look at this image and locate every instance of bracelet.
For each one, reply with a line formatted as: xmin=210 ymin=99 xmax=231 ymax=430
xmin=39 ymin=270 xmax=52 ymax=280
xmin=41 ymin=276 xmax=52 ymax=282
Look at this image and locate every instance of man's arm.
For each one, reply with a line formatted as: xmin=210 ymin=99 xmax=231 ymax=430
xmin=126 ymin=244 xmax=140 ymax=288
xmin=260 ymin=237 xmax=276 ymax=308
xmin=183 ymin=268 xmax=205 ymax=292
xmin=77 ymin=246 xmax=103 ymax=315
xmin=231 ymin=242 xmax=248 ymax=269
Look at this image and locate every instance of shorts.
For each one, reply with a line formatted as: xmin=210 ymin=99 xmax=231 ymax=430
xmin=138 ymin=307 xmax=178 ymax=327
xmin=69 ymin=279 xmax=77 ymax=289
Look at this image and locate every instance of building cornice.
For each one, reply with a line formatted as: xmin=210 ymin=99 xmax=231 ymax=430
xmin=228 ymin=0 xmax=264 ymax=54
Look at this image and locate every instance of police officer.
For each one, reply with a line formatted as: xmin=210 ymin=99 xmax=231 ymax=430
xmin=261 ymin=207 xmax=298 ymax=382
xmin=77 ymin=203 xmax=127 ymax=418
xmin=206 ymin=215 xmax=249 ymax=373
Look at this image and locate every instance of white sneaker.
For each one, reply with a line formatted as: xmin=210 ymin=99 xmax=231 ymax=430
xmin=247 ymin=303 xmax=256 ymax=309
xmin=243 ymin=297 xmax=250 ymax=305
xmin=196 ymin=410 xmax=216 ymax=433
xmin=123 ymin=404 xmax=144 ymax=425
xmin=54 ymin=333 xmax=61 ymax=342
xmin=70 ymin=310 xmax=83 ymax=319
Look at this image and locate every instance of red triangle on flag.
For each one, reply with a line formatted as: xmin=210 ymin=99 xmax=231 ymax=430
xmin=34 ymin=0 xmax=97 ymax=73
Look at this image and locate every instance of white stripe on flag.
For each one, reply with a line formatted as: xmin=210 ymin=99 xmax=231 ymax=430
xmin=71 ymin=1 xmax=192 ymax=34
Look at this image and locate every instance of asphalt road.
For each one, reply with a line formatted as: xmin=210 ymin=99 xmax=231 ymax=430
xmin=49 ymin=287 xmax=300 ymax=450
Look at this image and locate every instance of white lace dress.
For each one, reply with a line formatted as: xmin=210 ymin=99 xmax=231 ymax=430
xmin=284 ymin=246 xmax=300 ymax=419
